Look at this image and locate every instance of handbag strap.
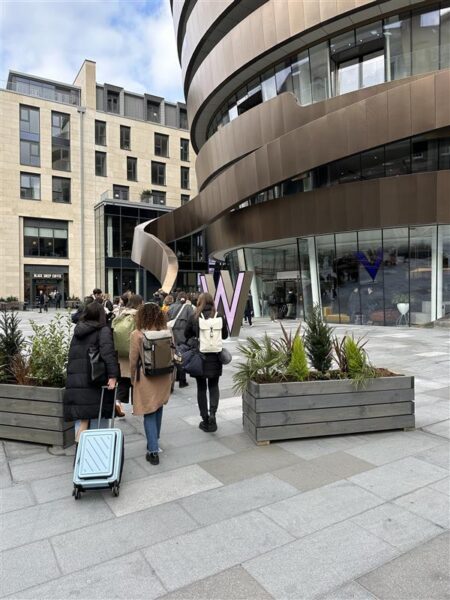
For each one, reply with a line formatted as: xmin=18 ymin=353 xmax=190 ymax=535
xmin=172 ymin=303 xmax=186 ymax=326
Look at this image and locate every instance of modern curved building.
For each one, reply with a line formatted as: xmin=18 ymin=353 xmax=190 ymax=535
xmin=146 ymin=0 xmax=450 ymax=326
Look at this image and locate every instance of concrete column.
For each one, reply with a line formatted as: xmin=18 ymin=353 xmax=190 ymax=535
xmin=308 ymin=237 xmax=321 ymax=308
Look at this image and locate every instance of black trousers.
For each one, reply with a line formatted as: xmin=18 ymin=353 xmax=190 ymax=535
xmin=116 ymin=377 xmax=132 ymax=403
xmin=175 ymin=363 xmax=187 ymax=384
xmin=195 ymin=376 xmax=220 ymax=420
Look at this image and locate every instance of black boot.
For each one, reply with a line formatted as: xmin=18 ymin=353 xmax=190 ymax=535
xmin=208 ymin=415 xmax=217 ymax=432
xmin=199 ymin=419 xmax=210 ymax=432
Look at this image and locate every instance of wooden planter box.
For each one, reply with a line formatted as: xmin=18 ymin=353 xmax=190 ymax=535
xmin=243 ymin=376 xmax=415 ymax=445
xmin=0 ymin=384 xmax=74 ymax=447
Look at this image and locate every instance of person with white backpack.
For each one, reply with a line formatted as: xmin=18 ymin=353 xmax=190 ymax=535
xmin=184 ymin=292 xmax=229 ymax=432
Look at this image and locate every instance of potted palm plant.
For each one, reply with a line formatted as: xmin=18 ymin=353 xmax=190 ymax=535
xmin=234 ymin=305 xmax=415 ymax=445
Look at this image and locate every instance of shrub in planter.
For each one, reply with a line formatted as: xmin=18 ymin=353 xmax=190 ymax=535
xmin=236 ymin=313 xmax=414 ymax=443
xmin=0 ymin=310 xmax=25 ymax=382
xmin=28 ymin=314 xmax=72 ymax=387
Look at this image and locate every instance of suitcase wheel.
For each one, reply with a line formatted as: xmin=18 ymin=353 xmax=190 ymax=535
xmin=73 ymin=486 xmax=82 ymax=500
xmin=112 ymin=483 xmax=120 ymax=497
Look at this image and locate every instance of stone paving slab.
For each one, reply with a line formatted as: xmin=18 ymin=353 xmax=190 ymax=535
xmin=199 ymin=445 xmax=300 ymax=485
xmin=0 ymin=462 xmax=12 ymax=489
xmin=414 ymin=443 xmax=450 ymax=469
xmin=345 ymin=430 xmax=444 ymax=465
xmin=143 ymin=511 xmax=294 ymax=592
xmin=103 ymin=464 xmax=222 ymax=517
xmin=10 ymin=551 xmax=166 ymax=600
xmin=244 ymin=520 xmax=399 ymax=599
xmin=179 ymin=473 xmax=298 ymax=526
xmin=423 ymin=419 xmax=450 ymax=439
xmin=307 ymin=451 xmax=375 ymax=478
xmin=320 ymin=582 xmax=378 ymax=600
xmin=1 ymin=495 xmax=114 ymax=552
xmin=0 ymin=482 xmax=35 ymax=514
xmin=430 ymin=476 xmax=450 ymax=495
xmin=349 ymin=456 xmax=448 ymax=500
xmin=394 ymin=487 xmax=450 ymax=529
xmin=9 ymin=455 xmax=74 ymax=483
xmin=51 ymin=501 xmax=198 ymax=574
xmin=0 ymin=540 xmax=61 ymax=597
xmin=278 ymin=434 xmax=368 ymax=460
xmin=261 ymin=480 xmax=382 ymax=538
xmin=350 ymin=502 xmax=444 ymax=552
xmin=357 ymin=532 xmax=450 ymax=599
xmin=159 ymin=566 xmax=274 ymax=600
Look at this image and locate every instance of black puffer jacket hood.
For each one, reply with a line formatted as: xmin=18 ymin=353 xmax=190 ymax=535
xmin=74 ymin=321 xmax=102 ymax=339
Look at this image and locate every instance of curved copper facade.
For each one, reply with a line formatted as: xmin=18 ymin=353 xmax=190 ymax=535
xmin=134 ymin=1 xmax=450 ymax=299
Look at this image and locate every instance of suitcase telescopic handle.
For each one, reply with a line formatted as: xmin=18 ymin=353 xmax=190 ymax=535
xmin=99 ymin=385 xmax=118 ymax=428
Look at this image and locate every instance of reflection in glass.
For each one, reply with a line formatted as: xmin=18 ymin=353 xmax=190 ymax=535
xmin=411 ymin=136 xmax=438 ymax=173
xmin=335 ymin=232 xmax=358 ymax=323
xmin=412 ymin=9 xmax=440 ymax=74
xmin=441 ymin=5 xmax=450 ymax=68
xmin=440 ymin=224 xmax=450 ymax=317
xmin=383 ymin=228 xmax=410 ymax=325
xmin=385 ymin=140 xmax=411 ymax=176
xmin=291 ymin=51 xmax=312 ymax=105
xmin=310 ymin=42 xmax=331 ymax=102
xmin=275 ymin=61 xmax=292 ymax=94
xmin=384 ymin=14 xmax=411 ymax=81
xmin=410 ymin=226 xmax=433 ymax=323
xmin=362 ymin=51 xmax=384 ymax=87
xmin=362 ymin=146 xmax=385 ymax=179
xmin=316 ymin=235 xmax=337 ymax=320
xmin=358 ymin=230 xmax=384 ymax=325
xmin=338 ymin=59 xmax=359 ymax=94
xmin=439 ymin=137 xmax=450 ymax=169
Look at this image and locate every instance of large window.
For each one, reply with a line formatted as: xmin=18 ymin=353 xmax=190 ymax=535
xmin=154 ymin=133 xmax=169 ymax=157
xmin=180 ymin=166 xmax=190 ymax=189
xmin=152 ymin=190 xmax=166 ymax=205
xmin=52 ymin=112 xmax=70 ymax=171
xmin=120 ymin=126 xmax=131 ymax=150
xmin=127 ymin=157 xmax=137 ymax=181
xmin=207 ymin=3 xmax=450 ymax=140
xmin=95 ymin=120 xmax=106 ymax=146
xmin=113 ymin=185 xmax=129 ymax=200
xmin=151 ymin=161 xmax=166 ymax=185
xmin=20 ymin=105 xmax=40 ymax=167
xmin=95 ymin=151 xmax=107 ymax=176
xmin=107 ymin=90 xmax=120 ymax=114
xmin=179 ymin=108 xmax=188 ymax=129
xmin=20 ymin=173 xmax=40 ymax=200
xmin=147 ymin=100 xmax=160 ymax=123
xmin=52 ymin=177 xmax=71 ymax=203
xmin=180 ymin=138 xmax=189 ymax=162
xmin=181 ymin=194 xmax=190 ymax=205
xmin=24 ymin=219 xmax=68 ymax=257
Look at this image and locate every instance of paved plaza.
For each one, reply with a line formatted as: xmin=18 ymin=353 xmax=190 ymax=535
xmin=1 ymin=311 xmax=449 ymax=599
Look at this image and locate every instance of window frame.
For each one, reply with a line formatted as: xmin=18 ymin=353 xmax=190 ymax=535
xmin=20 ymin=172 xmax=41 ymax=200
xmin=180 ymin=138 xmax=189 ymax=162
xmin=95 ymin=120 xmax=107 ymax=146
xmin=120 ymin=125 xmax=131 ymax=150
xmin=154 ymin=133 xmax=169 ymax=157
xmin=180 ymin=166 xmax=190 ymax=190
xmin=52 ymin=176 xmax=71 ymax=203
xmin=127 ymin=156 xmax=137 ymax=181
xmin=151 ymin=161 xmax=166 ymax=186
xmin=95 ymin=151 xmax=107 ymax=177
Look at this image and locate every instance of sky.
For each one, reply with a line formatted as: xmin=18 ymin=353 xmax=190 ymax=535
xmin=0 ymin=0 xmax=185 ymax=103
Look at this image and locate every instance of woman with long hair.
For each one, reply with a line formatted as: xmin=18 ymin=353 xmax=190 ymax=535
xmin=64 ymin=301 xmax=119 ymax=444
xmin=129 ymin=303 xmax=173 ymax=465
xmin=184 ymin=292 xmax=228 ymax=432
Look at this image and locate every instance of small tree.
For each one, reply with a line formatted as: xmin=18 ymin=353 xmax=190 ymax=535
xmin=29 ymin=314 xmax=72 ymax=387
xmin=344 ymin=336 xmax=375 ymax=386
xmin=287 ymin=336 xmax=309 ymax=381
xmin=304 ymin=304 xmax=333 ymax=373
xmin=0 ymin=310 xmax=25 ymax=381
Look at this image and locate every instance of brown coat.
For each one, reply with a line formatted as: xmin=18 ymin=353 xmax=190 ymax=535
xmin=129 ymin=329 xmax=172 ymax=416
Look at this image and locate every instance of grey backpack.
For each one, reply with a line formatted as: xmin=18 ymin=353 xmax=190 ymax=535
xmin=141 ymin=330 xmax=174 ymax=377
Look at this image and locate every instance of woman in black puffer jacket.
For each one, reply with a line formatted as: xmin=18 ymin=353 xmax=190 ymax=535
xmin=64 ymin=301 xmax=119 ymax=442
xmin=184 ymin=292 xmax=228 ymax=433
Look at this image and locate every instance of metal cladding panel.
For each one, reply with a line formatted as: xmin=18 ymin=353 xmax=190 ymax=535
xmin=436 ymin=70 xmax=450 ymax=129
xmin=387 ymin=84 xmax=412 ymax=143
xmin=411 ymin=76 xmax=437 ymax=134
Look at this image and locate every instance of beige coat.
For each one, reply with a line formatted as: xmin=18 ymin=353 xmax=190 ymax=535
xmin=129 ymin=329 xmax=172 ymax=415
xmin=112 ymin=308 xmax=137 ymax=378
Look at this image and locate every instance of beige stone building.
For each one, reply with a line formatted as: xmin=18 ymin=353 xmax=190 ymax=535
xmin=0 ymin=60 xmax=199 ymax=304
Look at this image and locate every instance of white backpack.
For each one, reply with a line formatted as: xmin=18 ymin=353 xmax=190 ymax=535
xmin=198 ymin=313 xmax=223 ymax=353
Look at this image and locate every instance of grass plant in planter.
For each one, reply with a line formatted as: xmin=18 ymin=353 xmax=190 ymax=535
xmin=234 ymin=305 xmax=415 ymax=445
xmin=0 ymin=311 xmax=74 ymax=447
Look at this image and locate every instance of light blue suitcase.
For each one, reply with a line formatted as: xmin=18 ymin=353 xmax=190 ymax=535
xmin=73 ymin=386 xmax=124 ymax=500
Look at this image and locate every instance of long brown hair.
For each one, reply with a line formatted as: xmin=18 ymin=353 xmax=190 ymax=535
xmin=195 ymin=292 xmax=215 ymax=319
xmin=135 ymin=302 xmax=166 ymax=331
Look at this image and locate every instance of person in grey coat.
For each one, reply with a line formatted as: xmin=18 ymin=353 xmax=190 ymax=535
xmin=168 ymin=291 xmax=194 ymax=388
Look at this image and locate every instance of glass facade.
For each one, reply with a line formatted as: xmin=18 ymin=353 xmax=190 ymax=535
xmin=227 ymin=225 xmax=450 ymax=326
xmin=236 ymin=127 xmax=450 ymax=211
xmin=95 ymin=203 xmax=208 ymax=299
xmin=208 ymin=2 xmax=450 ymax=139
xmin=20 ymin=105 xmax=40 ymax=167
xmin=23 ymin=219 xmax=68 ymax=258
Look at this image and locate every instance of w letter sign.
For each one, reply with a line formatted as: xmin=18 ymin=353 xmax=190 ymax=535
xmin=200 ymin=271 xmax=253 ymax=337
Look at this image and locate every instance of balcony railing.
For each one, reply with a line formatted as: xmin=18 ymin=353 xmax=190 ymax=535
xmin=100 ymin=189 xmax=168 ymax=206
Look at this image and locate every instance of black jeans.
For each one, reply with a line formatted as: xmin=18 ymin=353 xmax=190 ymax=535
xmin=117 ymin=377 xmax=132 ymax=403
xmin=195 ymin=376 xmax=220 ymax=421
xmin=175 ymin=363 xmax=187 ymax=385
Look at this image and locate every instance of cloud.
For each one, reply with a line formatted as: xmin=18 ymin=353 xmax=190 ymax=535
xmin=0 ymin=0 xmax=184 ymax=102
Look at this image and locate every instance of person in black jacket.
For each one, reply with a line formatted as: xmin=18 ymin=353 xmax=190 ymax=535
xmin=64 ymin=301 xmax=119 ymax=443
xmin=168 ymin=291 xmax=194 ymax=388
xmin=184 ymin=292 xmax=228 ymax=432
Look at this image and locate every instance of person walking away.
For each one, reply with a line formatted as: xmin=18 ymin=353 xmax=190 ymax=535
xmin=286 ymin=288 xmax=297 ymax=319
xmin=112 ymin=294 xmax=143 ymax=416
xmin=267 ymin=292 xmax=278 ymax=322
xmin=37 ymin=290 xmax=45 ymax=313
xmin=55 ymin=290 xmax=62 ymax=310
xmin=168 ymin=292 xmax=194 ymax=388
xmin=244 ymin=292 xmax=254 ymax=326
xmin=43 ymin=292 xmax=49 ymax=312
xmin=63 ymin=301 xmax=118 ymax=450
xmin=129 ymin=303 xmax=173 ymax=465
xmin=161 ymin=294 xmax=173 ymax=314
xmin=184 ymin=292 xmax=228 ymax=432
